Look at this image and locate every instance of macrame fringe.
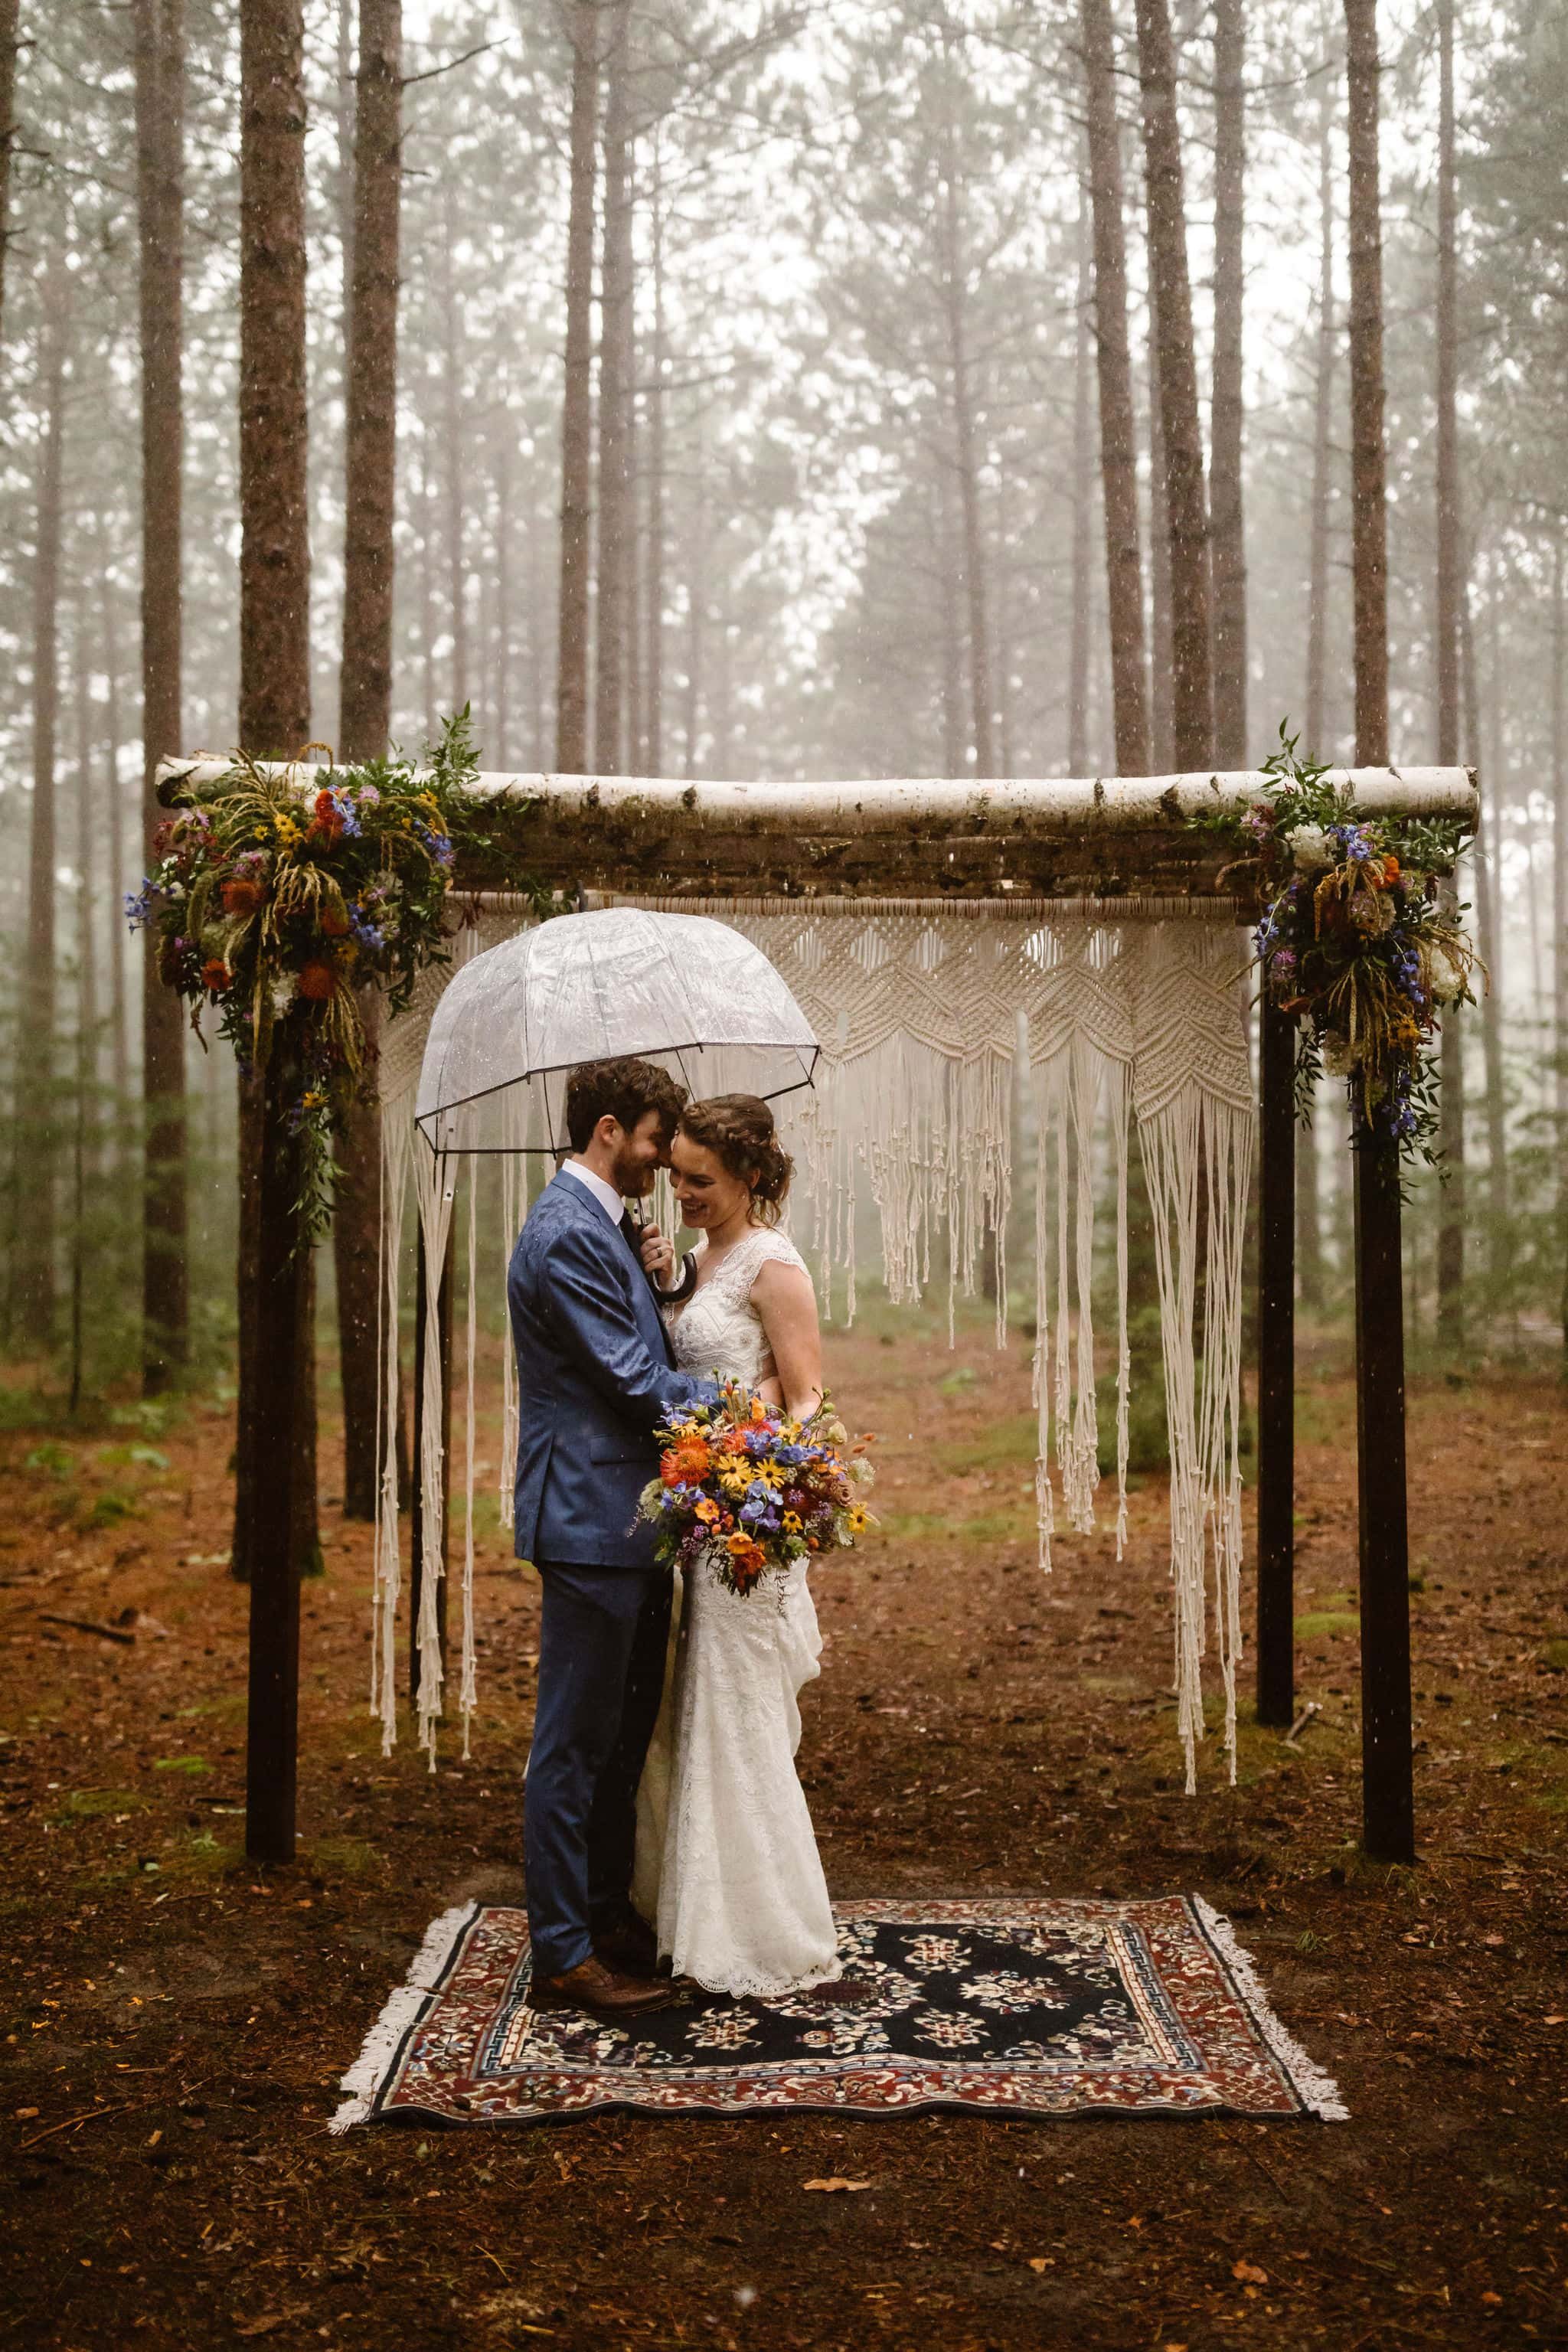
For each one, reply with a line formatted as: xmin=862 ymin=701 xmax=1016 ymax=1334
xmin=1191 ymin=1895 xmax=1350 ymax=2121
xmin=328 ymin=1900 xmax=480 ymax=2134
xmin=368 ymin=909 xmax=1254 ymax=1788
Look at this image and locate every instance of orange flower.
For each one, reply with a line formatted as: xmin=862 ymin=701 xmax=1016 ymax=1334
xmin=201 ymin=958 xmax=230 ymax=993
xmin=1380 ymin=854 xmax=1400 ymax=886
xmin=750 ymin=1396 xmax=769 ymax=1425
xmin=670 ymin=1439 xmax=710 ymax=1484
xmin=694 ymin=1497 xmax=720 ymax=1525
xmin=221 ymin=877 xmax=263 ymax=916
xmin=659 ymin=1450 xmax=685 ymax=1488
xmin=319 ymin=903 xmax=351 ymax=939
xmin=296 ymin=960 xmax=336 ymax=1001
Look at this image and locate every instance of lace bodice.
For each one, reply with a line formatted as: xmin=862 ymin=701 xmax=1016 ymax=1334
xmin=668 ymin=1224 xmax=810 ymax=1388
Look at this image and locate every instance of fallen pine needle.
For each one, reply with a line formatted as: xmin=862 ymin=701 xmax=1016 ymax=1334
xmin=802 ymin=2177 xmax=873 ymax=2193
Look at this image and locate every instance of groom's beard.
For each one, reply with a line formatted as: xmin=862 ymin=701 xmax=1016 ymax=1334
xmin=610 ymin=1141 xmax=661 ymax=1200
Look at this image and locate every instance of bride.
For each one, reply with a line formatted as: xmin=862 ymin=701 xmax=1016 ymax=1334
xmin=632 ymin=1093 xmax=841 ymax=1998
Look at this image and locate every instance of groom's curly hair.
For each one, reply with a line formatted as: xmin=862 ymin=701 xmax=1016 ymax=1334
xmin=564 ymin=1057 xmax=688 ymax=1152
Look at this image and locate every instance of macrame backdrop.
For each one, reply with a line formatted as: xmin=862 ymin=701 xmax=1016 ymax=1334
xmin=370 ymin=898 xmax=1254 ymax=1795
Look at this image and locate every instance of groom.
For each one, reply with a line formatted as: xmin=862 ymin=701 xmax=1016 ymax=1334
xmin=508 ymin=1055 xmax=713 ymax=2020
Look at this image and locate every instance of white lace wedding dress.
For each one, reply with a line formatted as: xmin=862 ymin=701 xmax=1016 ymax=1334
xmin=631 ymin=1223 xmax=840 ymax=1997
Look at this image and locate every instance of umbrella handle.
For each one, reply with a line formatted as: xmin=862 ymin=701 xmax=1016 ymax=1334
xmin=628 ymin=1206 xmax=700 ymax=1305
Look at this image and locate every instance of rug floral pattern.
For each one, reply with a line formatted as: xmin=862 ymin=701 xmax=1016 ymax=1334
xmin=347 ymin=1896 xmax=1339 ymax=2126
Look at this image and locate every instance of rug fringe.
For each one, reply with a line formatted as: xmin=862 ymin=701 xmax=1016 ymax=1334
xmin=1191 ymin=1893 xmax=1349 ymax=2122
xmin=329 ymin=1900 xmax=480 ymax=2135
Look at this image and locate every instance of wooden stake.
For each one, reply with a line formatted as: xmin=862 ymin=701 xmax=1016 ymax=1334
xmin=1353 ymin=1129 xmax=1415 ymax=1863
xmin=1256 ymin=997 xmax=1295 ymax=1726
xmin=245 ymin=1045 xmax=305 ymax=1867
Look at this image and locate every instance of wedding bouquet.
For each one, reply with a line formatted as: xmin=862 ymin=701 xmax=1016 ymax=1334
xmin=638 ymin=1383 xmax=877 ymax=1598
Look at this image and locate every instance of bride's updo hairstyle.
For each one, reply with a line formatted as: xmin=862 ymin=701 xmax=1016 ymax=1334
xmin=677 ymin=1094 xmax=793 ymax=1226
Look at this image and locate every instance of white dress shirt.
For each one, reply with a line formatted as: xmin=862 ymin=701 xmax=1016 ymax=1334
xmin=560 ymin=1157 xmax=628 ymax=1229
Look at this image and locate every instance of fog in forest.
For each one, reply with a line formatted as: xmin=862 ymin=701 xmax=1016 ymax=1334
xmin=0 ymin=0 xmax=1563 ymax=1393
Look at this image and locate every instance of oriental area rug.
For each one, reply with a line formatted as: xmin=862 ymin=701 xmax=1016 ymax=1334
xmin=331 ymin=1895 xmax=1345 ymax=2131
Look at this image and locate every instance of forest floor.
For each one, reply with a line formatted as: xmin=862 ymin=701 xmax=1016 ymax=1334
xmin=2 ymin=1294 xmax=1566 ymax=2352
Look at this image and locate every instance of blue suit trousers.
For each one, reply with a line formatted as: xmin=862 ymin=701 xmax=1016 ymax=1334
xmin=524 ymin=1559 xmax=673 ymax=1978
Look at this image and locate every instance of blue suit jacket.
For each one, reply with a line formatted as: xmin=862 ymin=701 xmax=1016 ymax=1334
xmin=508 ymin=1170 xmax=713 ymax=1569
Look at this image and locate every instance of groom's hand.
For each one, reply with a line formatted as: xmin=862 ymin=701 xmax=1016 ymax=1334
xmin=639 ymin=1225 xmax=676 ymax=1287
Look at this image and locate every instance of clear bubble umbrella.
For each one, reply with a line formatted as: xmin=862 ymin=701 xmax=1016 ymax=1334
xmin=413 ymin=906 xmax=821 ymax=1159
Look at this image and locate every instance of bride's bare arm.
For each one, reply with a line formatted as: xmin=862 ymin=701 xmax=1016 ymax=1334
xmin=750 ymin=1260 xmax=822 ymax=1419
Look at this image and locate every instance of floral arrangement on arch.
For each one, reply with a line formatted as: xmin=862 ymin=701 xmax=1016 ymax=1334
xmin=1194 ymin=727 xmax=1481 ymax=1155
xmin=129 ymin=710 xmax=524 ymax=1239
xmin=639 ymin=1383 xmax=877 ymax=1599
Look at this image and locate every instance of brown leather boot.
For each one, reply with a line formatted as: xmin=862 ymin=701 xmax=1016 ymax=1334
xmin=592 ymin=1909 xmax=663 ymax=1979
xmin=528 ymin=1953 xmax=683 ymax=2017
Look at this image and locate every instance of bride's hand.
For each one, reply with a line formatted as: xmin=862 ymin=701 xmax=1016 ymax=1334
xmin=639 ymin=1224 xmax=676 ymax=1285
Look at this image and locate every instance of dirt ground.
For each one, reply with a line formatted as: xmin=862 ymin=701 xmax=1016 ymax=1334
xmin=2 ymin=1293 xmax=1566 ymax=2351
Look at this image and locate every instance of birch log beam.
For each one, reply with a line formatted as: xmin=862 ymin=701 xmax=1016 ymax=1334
xmin=157 ymin=762 xmax=1480 ymax=901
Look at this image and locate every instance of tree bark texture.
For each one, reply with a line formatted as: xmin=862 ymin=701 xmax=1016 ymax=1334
xmin=1134 ymin=0 xmax=1213 ymax=772
xmin=593 ymin=0 xmax=634 ymax=775
xmin=236 ymin=0 xmax=316 ymax=1582
xmin=21 ymin=257 xmax=68 ymax=1341
xmin=557 ymin=0 xmax=601 ymax=773
xmin=1146 ymin=308 xmax=1175 ymax=773
xmin=239 ymin=0 xmax=311 ymax=754
xmin=1344 ymin=0 xmax=1389 ymax=766
xmin=335 ymin=0 xmax=401 ymax=1521
xmin=1210 ymin=0 xmax=1248 ymax=766
xmin=100 ymin=574 xmax=130 ymax=1102
xmin=1305 ymin=61 xmax=1335 ymax=753
xmin=644 ymin=126 xmax=666 ymax=779
xmin=938 ymin=94 xmax=995 ymax=779
xmin=1553 ymin=543 xmax=1567 ymax=1363
xmin=1079 ymin=0 xmax=1151 ymax=776
xmin=0 ymin=0 xmax=19 ymax=357
xmin=338 ymin=0 xmax=401 ymax=765
xmin=1067 ymin=169 xmax=1094 ymax=777
xmin=438 ymin=184 xmax=469 ymax=715
xmin=1462 ymin=573 xmax=1506 ymax=1244
xmin=134 ymin=0 xmax=190 ymax=1390
xmin=1433 ymin=0 xmax=1463 ymax=1347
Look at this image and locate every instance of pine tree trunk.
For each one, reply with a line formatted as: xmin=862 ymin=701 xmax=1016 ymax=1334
xmin=1134 ymin=0 xmax=1214 ymax=771
xmin=336 ymin=0 xmax=354 ymax=340
xmin=684 ymin=433 xmax=705 ymax=782
xmin=0 ymin=0 xmax=19 ymax=355
xmin=1433 ymin=0 xmax=1464 ymax=1349
xmin=1146 ymin=330 xmax=1175 ymax=771
xmin=1067 ymin=167 xmax=1094 ymax=777
xmin=1344 ymin=0 xmax=1388 ymax=766
xmin=338 ymin=0 xmax=400 ymax=766
xmin=101 ymin=574 xmax=130 ymax=1104
xmin=237 ymin=0 xmax=316 ymax=1583
xmin=1079 ymin=0 xmax=1150 ymax=776
xmin=439 ymin=184 xmax=468 ymax=714
xmin=593 ymin=0 xmax=633 ymax=776
xmin=495 ymin=432 xmax=512 ymax=766
xmin=134 ymin=0 xmax=190 ymax=1392
xmin=335 ymin=0 xmax=401 ymax=1524
xmin=1465 ymin=575 xmax=1506 ymax=1240
xmin=1210 ymin=0 xmax=1248 ymax=766
xmin=1304 ymin=60 xmax=1335 ymax=753
xmin=1553 ymin=541 xmax=1567 ymax=1366
xmin=21 ymin=256 xmax=69 ymax=1344
xmin=556 ymin=0 xmax=600 ymax=773
xmin=938 ymin=116 xmax=995 ymax=779
xmin=644 ymin=126 xmax=665 ymax=779
xmin=936 ymin=469 xmax=966 ymax=777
